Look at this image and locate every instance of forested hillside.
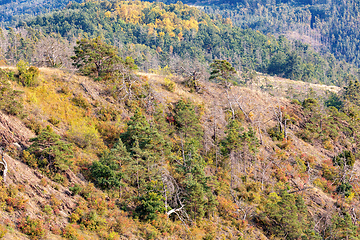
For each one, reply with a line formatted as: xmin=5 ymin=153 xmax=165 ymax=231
xmin=0 ymin=0 xmax=358 ymax=86
xmin=4 ymin=0 xmax=360 ymax=75
xmin=1 ymin=0 xmax=360 ymax=239
xmin=1 ymin=36 xmax=360 ymax=239
xmin=164 ymin=0 xmax=360 ymax=69
xmin=0 ymin=0 xmax=82 ymax=23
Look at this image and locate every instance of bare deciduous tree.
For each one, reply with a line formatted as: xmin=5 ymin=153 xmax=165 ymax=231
xmin=34 ymin=36 xmax=73 ymax=68
xmin=170 ymin=55 xmax=209 ymax=92
xmin=161 ymin=168 xmax=192 ymax=227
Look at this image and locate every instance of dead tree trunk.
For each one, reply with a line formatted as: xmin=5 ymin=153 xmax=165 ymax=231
xmin=0 ymin=148 xmax=7 ymax=183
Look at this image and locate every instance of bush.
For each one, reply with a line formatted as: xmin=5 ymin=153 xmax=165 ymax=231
xmin=0 ymin=70 xmax=24 ymax=116
xmin=0 ymin=224 xmax=7 ymax=238
xmin=333 ymin=150 xmax=355 ymax=168
xmin=67 ymin=122 xmax=102 ymax=149
xmin=42 ymin=204 xmax=53 ymax=215
xmin=336 ymin=182 xmax=353 ymax=197
xmin=48 ymin=116 xmax=61 ymax=126
xmin=17 ymin=216 xmax=45 ymax=239
xmin=21 ymin=150 xmax=38 ymax=168
xmin=259 ymin=191 xmax=320 ymax=239
xmin=268 ymin=125 xmax=284 ymax=141
xmin=71 ymin=94 xmax=91 ymax=110
xmin=69 ymin=184 xmax=82 ymax=196
xmin=96 ymin=122 xmax=121 ymax=146
xmin=16 ymin=60 xmax=39 ymax=87
xmin=164 ymin=77 xmax=176 ymax=92
xmin=6 ymin=196 xmax=28 ymax=212
xmin=62 ymin=224 xmax=80 ymax=239
xmin=135 ymin=192 xmax=166 ymax=221
xmin=28 ymin=126 xmax=74 ymax=172
xmin=80 ymin=210 xmax=107 ymax=231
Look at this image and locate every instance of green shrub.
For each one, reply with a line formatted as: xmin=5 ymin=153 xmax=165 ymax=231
xmin=336 ymin=182 xmax=352 ymax=197
xmin=0 ymin=70 xmax=24 ymax=116
xmin=258 ymin=191 xmax=320 ymax=239
xmin=135 ymin=192 xmax=166 ymax=221
xmin=42 ymin=204 xmax=53 ymax=215
xmin=333 ymin=150 xmax=355 ymax=168
xmin=268 ymin=125 xmax=284 ymax=141
xmin=16 ymin=60 xmax=39 ymax=87
xmin=69 ymin=184 xmax=82 ymax=196
xmin=28 ymin=126 xmax=74 ymax=172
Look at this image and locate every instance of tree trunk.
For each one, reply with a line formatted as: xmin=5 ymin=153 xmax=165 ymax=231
xmin=0 ymin=148 xmax=7 ymax=183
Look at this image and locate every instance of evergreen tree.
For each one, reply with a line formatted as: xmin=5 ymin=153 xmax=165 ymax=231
xmin=209 ymin=59 xmax=237 ymax=87
xmin=260 ymin=191 xmax=320 ymax=239
xmin=71 ymin=37 xmax=121 ymax=80
xmin=28 ymin=126 xmax=73 ymax=172
xmin=174 ymin=99 xmax=203 ymax=142
xmin=90 ymin=139 xmax=130 ymax=191
xmin=344 ymin=79 xmax=360 ymax=106
xmin=120 ymin=109 xmax=168 ymax=219
xmin=329 ymin=210 xmax=359 ymax=240
xmin=180 ymin=140 xmax=217 ymax=220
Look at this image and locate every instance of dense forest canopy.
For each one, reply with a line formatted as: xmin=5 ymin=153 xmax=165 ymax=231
xmin=0 ymin=0 xmax=357 ymax=87
xmin=0 ymin=0 xmax=82 ymax=23
xmin=179 ymin=0 xmax=360 ymax=69
xmin=3 ymin=0 xmax=360 ymax=80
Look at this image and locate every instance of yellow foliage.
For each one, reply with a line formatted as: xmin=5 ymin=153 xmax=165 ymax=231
xmin=268 ymin=192 xmax=281 ymax=203
xmin=346 ymin=191 xmax=355 ymax=202
xmin=109 ymin=1 xmax=200 ymax=39
xmin=158 ymin=32 xmax=165 ymax=38
xmin=105 ymin=11 xmax=111 ymax=18
xmin=67 ymin=119 xmax=103 ymax=149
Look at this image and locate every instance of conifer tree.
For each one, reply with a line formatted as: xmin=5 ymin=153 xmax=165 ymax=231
xmin=90 ymin=139 xmax=130 ymax=191
xmin=28 ymin=126 xmax=73 ymax=172
xmin=260 ymin=191 xmax=320 ymax=239
xmin=209 ymin=59 xmax=237 ymax=87
xmin=329 ymin=210 xmax=359 ymax=240
xmin=72 ymin=37 xmax=121 ymax=79
xmin=120 ymin=109 xmax=168 ymax=219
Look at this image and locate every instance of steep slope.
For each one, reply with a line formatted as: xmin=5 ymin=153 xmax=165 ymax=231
xmin=0 ymin=64 xmax=359 ymax=239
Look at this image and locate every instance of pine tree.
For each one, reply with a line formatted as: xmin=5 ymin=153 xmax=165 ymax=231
xmin=174 ymin=99 xmax=203 ymax=142
xmin=329 ymin=210 xmax=359 ymax=240
xmin=120 ymin=109 xmax=168 ymax=219
xmin=260 ymin=191 xmax=320 ymax=239
xmin=209 ymin=59 xmax=237 ymax=87
xmin=90 ymin=139 xmax=130 ymax=191
xmin=28 ymin=126 xmax=73 ymax=172
xmin=71 ymin=37 xmax=121 ymax=80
